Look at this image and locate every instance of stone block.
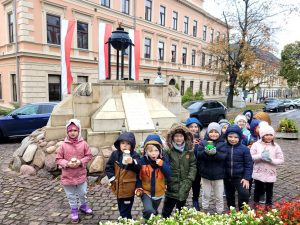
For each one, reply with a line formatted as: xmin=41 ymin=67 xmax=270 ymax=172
xmin=23 ymin=144 xmax=38 ymax=163
xmin=73 ymin=103 xmax=98 ymax=117
xmin=152 ymin=117 xmax=177 ymax=129
xmin=87 ymin=130 xmax=119 ymax=149
xmin=32 ymin=150 xmax=45 ymax=168
xmin=112 ymin=85 xmax=126 ymax=97
xmin=76 ymin=116 xmax=91 ymax=128
xmin=148 ymin=86 xmax=164 ymax=102
xmin=50 ymin=113 xmax=74 ymax=127
xmin=124 ymin=84 xmax=141 ymax=93
xmin=92 ymin=118 xmax=124 ymax=132
xmin=92 ymin=85 xmax=101 ymax=103
xmin=99 ymin=85 xmax=113 ymax=106
xmin=73 ymin=95 xmax=93 ymax=104
xmin=44 ymin=126 xmax=66 ymax=141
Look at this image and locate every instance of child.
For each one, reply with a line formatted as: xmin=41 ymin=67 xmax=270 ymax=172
xmin=197 ymin=122 xmax=227 ymax=214
xmin=56 ymin=119 xmax=93 ymax=223
xmin=186 ymin=117 xmax=203 ymax=210
xmin=234 ymin=115 xmax=252 ymax=146
xmin=136 ymin=134 xmax=171 ymax=220
xmin=218 ymin=119 xmax=231 ymax=141
xmin=243 ymin=110 xmax=254 ymax=130
xmin=250 ymin=125 xmax=284 ymax=209
xmin=162 ymin=124 xmax=197 ymax=218
xmin=221 ymin=125 xmax=253 ymax=210
xmin=105 ymin=132 xmax=141 ymax=219
xmin=250 ymin=119 xmax=261 ymax=142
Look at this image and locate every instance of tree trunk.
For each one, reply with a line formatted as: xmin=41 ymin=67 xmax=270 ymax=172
xmin=227 ymin=84 xmax=234 ymax=107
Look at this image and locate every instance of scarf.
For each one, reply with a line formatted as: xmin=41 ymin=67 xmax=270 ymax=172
xmin=172 ymin=141 xmax=185 ymax=152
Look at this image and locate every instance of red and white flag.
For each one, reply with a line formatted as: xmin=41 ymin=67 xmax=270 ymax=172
xmin=61 ymin=19 xmax=75 ymax=96
xmin=98 ymin=23 xmax=113 ymax=80
xmin=128 ymin=29 xmax=140 ymax=80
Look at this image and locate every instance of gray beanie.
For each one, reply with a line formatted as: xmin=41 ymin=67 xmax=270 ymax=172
xmin=207 ymin=122 xmax=222 ymax=135
xmin=218 ymin=119 xmax=230 ymax=128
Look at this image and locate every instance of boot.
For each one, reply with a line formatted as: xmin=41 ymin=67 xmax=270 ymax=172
xmin=79 ymin=203 xmax=93 ymax=214
xmin=71 ymin=208 xmax=79 ymax=223
xmin=192 ymin=199 xmax=200 ymax=211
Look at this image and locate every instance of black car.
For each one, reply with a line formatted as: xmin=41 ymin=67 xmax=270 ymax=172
xmin=185 ymin=100 xmax=227 ymax=126
xmin=263 ymin=100 xmax=286 ymax=112
xmin=264 ymin=98 xmax=278 ymax=105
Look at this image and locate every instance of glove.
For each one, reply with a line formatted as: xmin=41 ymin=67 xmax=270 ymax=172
xmin=205 ymin=146 xmax=217 ymax=155
xmin=261 ymin=150 xmax=272 ymax=162
xmin=135 ymin=188 xmax=144 ymax=197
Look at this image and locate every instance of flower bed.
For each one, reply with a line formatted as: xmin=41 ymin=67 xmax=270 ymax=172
xmin=99 ymin=199 xmax=300 ymax=225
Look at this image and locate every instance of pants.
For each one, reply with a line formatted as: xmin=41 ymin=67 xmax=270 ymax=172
xmin=141 ymin=194 xmax=162 ymax=219
xmin=63 ymin=182 xmax=88 ymax=209
xmin=224 ymin=178 xmax=250 ymax=210
xmin=201 ymin=178 xmax=224 ymax=213
xmin=162 ymin=196 xmax=186 ymax=218
xmin=192 ymin=172 xmax=201 ymax=201
xmin=253 ymin=180 xmax=274 ymax=205
xmin=117 ymin=196 xmax=134 ymax=219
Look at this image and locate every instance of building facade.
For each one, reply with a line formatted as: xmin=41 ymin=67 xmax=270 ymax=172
xmin=0 ymin=0 xmax=227 ymax=108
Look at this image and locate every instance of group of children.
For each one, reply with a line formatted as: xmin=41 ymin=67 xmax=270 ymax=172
xmin=55 ymin=111 xmax=284 ymax=223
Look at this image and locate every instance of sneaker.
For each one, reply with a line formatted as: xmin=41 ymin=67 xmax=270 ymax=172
xmin=71 ymin=208 xmax=79 ymax=223
xmin=192 ymin=199 xmax=200 ymax=211
xmin=79 ymin=203 xmax=93 ymax=215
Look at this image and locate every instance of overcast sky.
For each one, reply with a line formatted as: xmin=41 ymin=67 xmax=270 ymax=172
xmin=203 ymin=0 xmax=300 ymax=57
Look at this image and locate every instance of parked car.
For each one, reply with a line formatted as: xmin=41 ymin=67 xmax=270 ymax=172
xmin=282 ymin=99 xmax=296 ymax=110
xmin=263 ymin=100 xmax=286 ymax=112
xmin=184 ymin=100 xmax=227 ymax=126
xmin=0 ymin=102 xmax=57 ymax=139
xmin=264 ymin=98 xmax=278 ymax=105
xmin=292 ymin=99 xmax=300 ymax=109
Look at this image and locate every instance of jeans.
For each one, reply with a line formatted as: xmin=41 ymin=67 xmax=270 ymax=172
xmin=63 ymin=182 xmax=88 ymax=209
xmin=141 ymin=194 xmax=162 ymax=219
xmin=253 ymin=180 xmax=274 ymax=205
xmin=162 ymin=196 xmax=186 ymax=218
xmin=192 ymin=173 xmax=201 ymax=201
xmin=117 ymin=196 xmax=134 ymax=219
xmin=224 ymin=178 xmax=250 ymax=210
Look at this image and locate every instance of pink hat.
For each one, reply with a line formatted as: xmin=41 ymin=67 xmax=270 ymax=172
xmin=259 ymin=125 xmax=275 ymax=137
xmin=67 ymin=123 xmax=79 ymax=132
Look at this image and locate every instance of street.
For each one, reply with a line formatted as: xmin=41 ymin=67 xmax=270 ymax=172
xmin=0 ymin=110 xmax=299 ymax=225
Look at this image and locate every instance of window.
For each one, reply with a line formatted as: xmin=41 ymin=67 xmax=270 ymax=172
xmin=193 ymin=20 xmax=197 ymax=37
xmin=8 ymin=12 xmax=14 ymax=43
xmin=77 ymin=21 xmax=88 ymax=49
xmin=201 ymin=52 xmax=206 ymax=67
xmin=144 ymin=79 xmax=150 ymax=84
xmin=184 ymin=16 xmax=189 ymax=34
xmin=206 ymin=82 xmax=210 ymax=95
xmin=145 ymin=0 xmax=152 ymax=21
xmin=191 ymin=50 xmax=196 ymax=66
xmin=158 ymin=41 xmax=164 ymax=60
xmin=0 ymin=75 xmax=2 ymax=99
xmin=203 ymin=25 xmax=207 ymax=41
xmin=160 ymin=5 xmax=165 ymax=26
xmin=172 ymin=11 xmax=178 ymax=30
xmin=47 ymin=14 xmax=60 ymax=45
xmin=11 ymin=74 xmax=17 ymax=102
xmin=182 ymin=48 xmax=187 ymax=64
xmin=216 ymin=31 xmax=220 ymax=42
xmin=101 ymin=0 xmax=110 ymax=7
xmin=181 ymin=80 xmax=185 ymax=95
xmin=219 ymin=82 xmax=222 ymax=95
xmin=208 ymin=55 xmax=213 ymax=68
xmin=122 ymin=0 xmax=130 ymax=14
xmin=144 ymin=38 xmax=151 ymax=58
xmin=48 ymin=75 xmax=61 ymax=101
xmin=13 ymin=105 xmax=39 ymax=115
xmin=171 ymin=44 xmax=176 ymax=63
xmin=38 ymin=104 xmax=55 ymax=114
xmin=190 ymin=81 xmax=194 ymax=93
xmin=77 ymin=76 xmax=88 ymax=83
xmin=199 ymin=81 xmax=203 ymax=92
xmin=210 ymin=28 xmax=214 ymax=43
xmin=213 ymin=82 xmax=216 ymax=95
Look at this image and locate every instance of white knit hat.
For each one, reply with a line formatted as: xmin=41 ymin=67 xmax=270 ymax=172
xmin=259 ymin=125 xmax=275 ymax=137
xmin=234 ymin=115 xmax=247 ymax=125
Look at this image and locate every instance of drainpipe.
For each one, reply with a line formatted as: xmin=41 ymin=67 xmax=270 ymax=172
xmin=14 ymin=0 xmax=21 ymax=105
xmin=133 ymin=0 xmax=136 ymax=29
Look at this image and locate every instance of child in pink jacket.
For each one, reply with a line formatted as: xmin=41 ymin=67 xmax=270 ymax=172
xmin=250 ymin=124 xmax=284 ymax=210
xmin=56 ymin=119 xmax=93 ymax=223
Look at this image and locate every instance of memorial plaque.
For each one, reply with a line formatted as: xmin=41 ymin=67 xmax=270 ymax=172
xmin=122 ymin=93 xmax=155 ymax=131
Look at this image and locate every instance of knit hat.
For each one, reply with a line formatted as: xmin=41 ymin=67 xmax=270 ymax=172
xmin=234 ymin=115 xmax=247 ymax=125
xmin=259 ymin=125 xmax=275 ymax=138
xmin=207 ymin=122 xmax=221 ymax=135
xmin=185 ymin=117 xmax=203 ymax=129
xmin=218 ymin=119 xmax=230 ymax=128
xmin=143 ymin=134 xmax=163 ymax=153
xmin=254 ymin=112 xmax=271 ymax=125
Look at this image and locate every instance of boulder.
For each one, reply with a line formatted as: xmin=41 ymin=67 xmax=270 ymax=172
xmin=46 ymin=146 xmax=56 ymax=154
xmin=88 ymin=156 xmax=104 ymax=173
xmin=101 ymin=146 xmax=113 ymax=158
xmin=36 ymin=133 xmax=45 ymax=141
xmin=90 ymin=147 xmax=99 ymax=156
xmin=14 ymin=140 xmax=32 ymax=157
xmin=46 ymin=141 xmax=56 ymax=148
xmin=22 ymin=144 xmax=38 ymax=163
xmin=31 ymin=129 xmax=43 ymax=137
xmin=44 ymin=154 xmax=57 ymax=171
xmin=55 ymin=141 xmax=64 ymax=148
xmin=32 ymin=150 xmax=45 ymax=168
xmin=100 ymin=176 xmax=109 ymax=185
xmin=11 ymin=156 xmax=22 ymax=172
xmin=20 ymin=165 xmax=36 ymax=176
xmin=21 ymin=136 xmax=30 ymax=144
xmin=39 ymin=141 xmax=48 ymax=147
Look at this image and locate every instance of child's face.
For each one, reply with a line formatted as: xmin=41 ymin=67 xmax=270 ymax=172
xmin=227 ymin=133 xmax=239 ymax=145
xmin=173 ymin=133 xmax=185 ymax=145
xmin=120 ymin=140 xmax=131 ymax=152
xmin=68 ymin=129 xmax=79 ymax=139
xmin=221 ymin=125 xmax=229 ymax=134
xmin=262 ymin=134 xmax=274 ymax=143
xmin=146 ymin=145 xmax=160 ymax=160
xmin=237 ymin=120 xmax=246 ymax=128
xmin=208 ymin=130 xmax=220 ymax=140
xmin=188 ymin=123 xmax=199 ymax=135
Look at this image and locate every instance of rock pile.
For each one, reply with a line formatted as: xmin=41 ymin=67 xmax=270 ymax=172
xmin=10 ymin=128 xmax=114 ymax=179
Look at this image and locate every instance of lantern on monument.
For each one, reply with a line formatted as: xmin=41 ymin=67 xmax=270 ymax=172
xmin=107 ymin=24 xmax=134 ymax=80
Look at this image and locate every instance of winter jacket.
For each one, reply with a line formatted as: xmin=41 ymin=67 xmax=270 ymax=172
xmin=105 ymin=132 xmax=141 ymax=199
xmin=137 ymin=156 xmax=171 ymax=198
xmin=164 ymin=124 xmax=197 ymax=201
xmin=197 ymin=139 xmax=227 ymax=180
xmin=250 ymin=119 xmax=261 ymax=142
xmin=250 ymin=140 xmax=284 ymax=182
xmin=222 ymin=125 xmax=253 ymax=181
xmin=56 ymin=119 xmax=92 ymax=186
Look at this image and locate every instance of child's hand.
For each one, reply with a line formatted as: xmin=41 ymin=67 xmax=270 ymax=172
xmin=241 ymin=179 xmax=249 ymax=189
xmin=261 ymin=150 xmax=272 ymax=162
xmin=156 ymin=159 xmax=163 ymax=167
xmin=67 ymin=161 xmax=76 ymax=168
xmin=125 ymin=157 xmax=133 ymax=164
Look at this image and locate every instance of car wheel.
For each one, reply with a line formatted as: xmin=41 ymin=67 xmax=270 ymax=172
xmin=276 ymin=108 xmax=279 ymax=113
xmin=289 ymin=105 xmax=294 ymax=110
xmin=283 ymin=107 xmax=286 ymax=112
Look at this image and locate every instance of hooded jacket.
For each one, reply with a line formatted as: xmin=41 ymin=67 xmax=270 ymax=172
xmin=55 ymin=119 xmax=92 ymax=186
xmin=164 ymin=124 xmax=197 ymax=201
xmin=250 ymin=119 xmax=261 ymax=142
xmin=221 ymin=125 xmax=253 ymax=181
xmin=105 ymin=132 xmax=141 ymax=198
